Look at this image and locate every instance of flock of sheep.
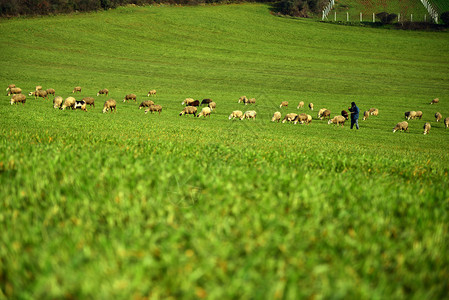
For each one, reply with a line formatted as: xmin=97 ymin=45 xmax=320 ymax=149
xmin=6 ymin=84 xmax=448 ymax=134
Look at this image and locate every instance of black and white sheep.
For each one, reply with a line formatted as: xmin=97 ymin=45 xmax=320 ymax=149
xmin=74 ymin=100 xmax=87 ymax=112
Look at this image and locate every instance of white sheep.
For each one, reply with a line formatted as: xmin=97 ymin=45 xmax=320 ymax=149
xmin=182 ymin=98 xmax=194 ymax=105
xmin=7 ymin=87 xmax=22 ymax=96
xmin=145 ymin=104 xmax=162 ymax=114
xmin=369 ymin=108 xmax=378 ymax=116
xmin=317 ymin=108 xmax=327 ymax=119
xmin=404 ymin=111 xmax=417 ymax=120
xmin=6 ymin=84 xmax=15 ymax=91
xmin=123 ymin=93 xmax=137 ymax=102
xmin=271 ymin=112 xmax=281 ymax=122
xmin=238 ymin=96 xmax=248 ymax=104
xmin=362 ymin=111 xmax=369 ymax=121
xmin=293 ymin=113 xmax=308 ymax=124
xmin=415 ymin=111 xmax=423 ymax=119
xmin=29 ymin=90 xmax=49 ymax=100
xmin=319 ymin=109 xmax=331 ymax=120
xmin=139 ymin=100 xmax=154 ymax=109
xmin=46 ymin=88 xmax=55 ymax=96
xmin=147 ymin=89 xmax=156 ymax=96
xmin=306 ymin=114 xmax=312 ymax=124
xmin=35 ymin=85 xmax=42 ymax=91
xmin=197 ymin=107 xmax=211 ymax=118
xmin=228 ymin=110 xmax=243 ymax=120
xmin=308 ymin=103 xmax=314 ymax=111
xmin=435 ymin=112 xmax=442 ymax=122
xmin=241 ymin=110 xmax=257 ymax=120
xmin=208 ymin=101 xmax=217 ymax=111
xmin=297 ymin=101 xmax=304 ymax=109
xmin=53 ymin=96 xmax=63 ymax=109
xmin=61 ymin=97 xmax=76 ymax=110
xmin=328 ymin=115 xmax=346 ymax=126
xmin=102 ymin=99 xmax=117 ymax=113
xmin=393 ymin=121 xmax=408 ymax=133
xmin=423 ymin=122 xmax=431 ymax=135
xmin=444 ymin=117 xmax=449 ymax=129
xmin=82 ymin=97 xmax=95 ymax=108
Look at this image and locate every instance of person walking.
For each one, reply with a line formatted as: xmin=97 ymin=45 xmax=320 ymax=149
xmin=348 ymin=102 xmax=360 ymax=129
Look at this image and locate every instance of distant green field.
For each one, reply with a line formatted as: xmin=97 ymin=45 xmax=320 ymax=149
xmin=1 ymin=4 xmax=449 ymax=299
xmin=332 ymin=0 xmax=429 ymax=22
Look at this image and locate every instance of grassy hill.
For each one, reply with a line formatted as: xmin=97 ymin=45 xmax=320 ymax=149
xmin=332 ymin=0 xmax=429 ymax=22
xmin=1 ymin=4 xmax=449 ymax=299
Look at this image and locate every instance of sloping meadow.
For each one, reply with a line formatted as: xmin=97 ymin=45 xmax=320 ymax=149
xmin=1 ymin=3 xmax=449 ymax=299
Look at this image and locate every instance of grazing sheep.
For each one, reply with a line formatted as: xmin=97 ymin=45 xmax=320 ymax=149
xmin=10 ymin=94 xmax=26 ymax=105
xmin=369 ymin=108 xmax=379 ymax=116
xmin=72 ymin=86 xmax=82 ymax=93
xmin=201 ymin=98 xmax=212 ymax=106
xmin=393 ymin=121 xmax=409 ymax=133
xmin=102 ymin=99 xmax=117 ymax=113
xmin=248 ymin=98 xmax=256 ymax=105
xmin=435 ymin=112 xmax=442 ymax=122
xmin=430 ymin=98 xmax=439 ymax=104
xmin=53 ymin=96 xmax=63 ymax=109
xmin=74 ymin=100 xmax=87 ymax=112
xmin=197 ymin=107 xmax=211 ymax=118
xmin=293 ymin=113 xmax=308 ymax=125
xmin=415 ymin=111 xmax=423 ymax=120
xmin=282 ymin=113 xmax=298 ymax=123
xmin=229 ymin=110 xmax=243 ymax=120
xmin=46 ymin=88 xmax=55 ymax=96
xmin=308 ymin=103 xmax=314 ymax=111
xmin=319 ymin=109 xmax=331 ymax=120
xmin=271 ymin=111 xmax=282 ymax=122
xmin=341 ymin=110 xmax=349 ymax=120
xmin=241 ymin=110 xmax=257 ymax=120
xmin=280 ymin=101 xmax=288 ymax=108
xmin=82 ymin=97 xmax=95 ymax=108
xmin=29 ymin=90 xmax=49 ymax=100
xmin=238 ymin=96 xmax=248 ymax=104
xmin=190 ymin=100 xmax=200 ymax=107
xmin=317 ymin=108 xmax=328 ymax=119
xmin=139 ymin=100 xmax=154 ymax=109
xmin=306 ymin=114 xmax=312 ymax=124
xmin=208 ymin=101 xmax=216 ymax=111
xmin=182 ymin=98 xmax=194 ymax=105
xmin=179 ymin=106 xmax=197 ymax=117
xmin=297 ymin=101 xmax=304 ymax=109
xmin=362 ymin=111 xmax=369 ymax=121
xmin=123 ymin=93 xmax=137 ymax=102
xmin=145 ymin=104 xmax=162 ymax=115
xmin=7 ymin=87 xmax=22 ymax=96
xmin=328 ymin=115 xmax=346 ymax=126
xmin=147 ymin=89 xmax=156 ymax=96
xmin=423 ymin=122 xmax=431 ymax=135
xmin=61 ymin=97 xmax=76 ymax=110
xmin=6 ymin=84 xmax=15 ymax=91
xmin=35 ymin=85 xmax=42 ymax=91
xmin=405 ymin=111 xmax=417 ymax=120
xmin=444 ymin=117 xmax=449 ymax=129
xmin=97 ymin=89 xmax=109 ymax=96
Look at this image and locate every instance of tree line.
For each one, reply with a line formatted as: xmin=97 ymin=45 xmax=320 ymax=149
xmin=0 ymin=0 xmax=326 ymax=17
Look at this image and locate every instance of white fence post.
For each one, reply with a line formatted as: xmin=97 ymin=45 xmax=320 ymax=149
xmin=411 ymin=14 xmax=413 ymax=22
xmin=360 ymin=12 xmax=362 ymax=22
xmin=347 ymin=12 xmax=349 ymax=22
xmin=419 ymin=0 xmax=439 ymax=23
xmin=322 ymin=0 xmax=335 ymax=21
xmin=373 ymin=13 xmax=375 ymax=22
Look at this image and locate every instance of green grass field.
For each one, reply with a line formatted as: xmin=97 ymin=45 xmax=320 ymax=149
xmin=1 ymin=3 xmax=449 ymax=299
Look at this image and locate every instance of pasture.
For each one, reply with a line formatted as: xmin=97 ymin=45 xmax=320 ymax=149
xmin=1 ymin=3 xmax=449 ymax=299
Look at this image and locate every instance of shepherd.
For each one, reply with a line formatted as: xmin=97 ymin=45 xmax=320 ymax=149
xmin=348 ymin=101 xmax=360 ymax=130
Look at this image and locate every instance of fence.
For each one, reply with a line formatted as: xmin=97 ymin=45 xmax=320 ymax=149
xmin=321 ymin=0 xmax=334 ymax=20
xmin=323 ymin=12 xmax=433 ymax=23
xmin=420 ymin=0 xmax=439 ymax=23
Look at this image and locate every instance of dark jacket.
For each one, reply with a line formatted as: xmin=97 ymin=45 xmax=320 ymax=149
xmin=349 ymin=105 xmax=359 ymax=120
